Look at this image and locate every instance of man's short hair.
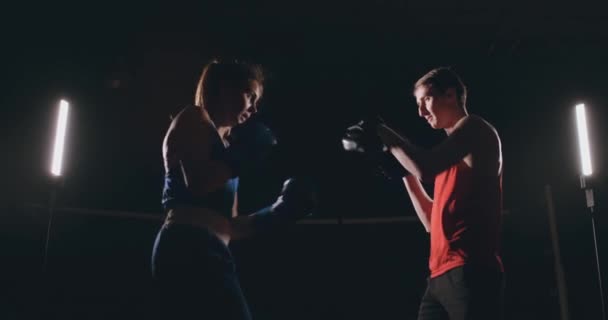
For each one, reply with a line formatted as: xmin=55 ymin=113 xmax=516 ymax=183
xmin=414 ymin=67 xmax=467 ymax=109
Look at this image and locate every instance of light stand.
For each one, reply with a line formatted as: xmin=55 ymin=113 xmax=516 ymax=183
xmin=575 ymin=103 xmax=605 ymax=320
xmin=44 ymin=99 xmax=69 ymax=272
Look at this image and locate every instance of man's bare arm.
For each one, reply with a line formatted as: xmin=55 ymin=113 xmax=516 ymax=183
xmin=402 ymin=175 xmax=433 ymax=232
xmin=377 ymin=116 xmax=485 ymax=181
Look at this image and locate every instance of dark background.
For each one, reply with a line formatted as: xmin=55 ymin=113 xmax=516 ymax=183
xmin=1 ymin=0 xmax=608 ymax=319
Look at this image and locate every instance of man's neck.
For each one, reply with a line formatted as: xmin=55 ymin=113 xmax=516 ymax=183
xmin=444 ymin=110 xmax=468 ymax=135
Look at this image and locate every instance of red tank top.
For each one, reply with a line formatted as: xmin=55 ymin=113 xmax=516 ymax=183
xmin=429 ymin=161 xmax=503 ymax=278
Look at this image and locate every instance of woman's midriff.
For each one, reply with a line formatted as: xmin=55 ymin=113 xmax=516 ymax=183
xmin=164 ymin=206 xmax=233 ymax=245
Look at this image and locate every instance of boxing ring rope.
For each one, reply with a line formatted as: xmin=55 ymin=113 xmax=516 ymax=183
xmin=22 ymin=203 xmax=420 ymax=224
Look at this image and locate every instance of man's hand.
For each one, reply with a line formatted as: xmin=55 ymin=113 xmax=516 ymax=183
xmin=376 ymin=123 xmax=404 ymax=150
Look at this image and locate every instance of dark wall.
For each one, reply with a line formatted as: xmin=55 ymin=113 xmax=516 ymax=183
xmin=2 ymin=1 xmax=608 ymax=319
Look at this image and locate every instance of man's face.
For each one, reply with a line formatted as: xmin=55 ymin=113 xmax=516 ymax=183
xmin=414 ymin=85 xmax=457 ymax=129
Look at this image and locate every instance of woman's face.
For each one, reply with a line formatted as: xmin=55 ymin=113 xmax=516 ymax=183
xmin=218 ymin=79 xmax=263 ymax=126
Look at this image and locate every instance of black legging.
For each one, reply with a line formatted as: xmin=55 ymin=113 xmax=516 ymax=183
xmin=151 ymin=223 xmax=252 ymax=320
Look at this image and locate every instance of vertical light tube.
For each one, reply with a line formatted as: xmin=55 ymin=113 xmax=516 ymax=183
xmin=575 ymin=103 xmax=593 ymax=176
xmin=51 ymin=99 xmax=69 ymax=176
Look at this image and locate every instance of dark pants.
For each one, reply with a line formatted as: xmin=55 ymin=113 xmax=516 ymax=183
xmin=417 ymin=265 xmax=505 ymax=320
xmin=151 ymin=223 xmax=252 ymax=320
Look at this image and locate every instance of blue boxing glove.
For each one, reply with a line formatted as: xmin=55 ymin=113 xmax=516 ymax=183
xmin=250 ymin=177 xmax=317 ymax=230
xmin=215 ymin=119 xmax=278 ymax=176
